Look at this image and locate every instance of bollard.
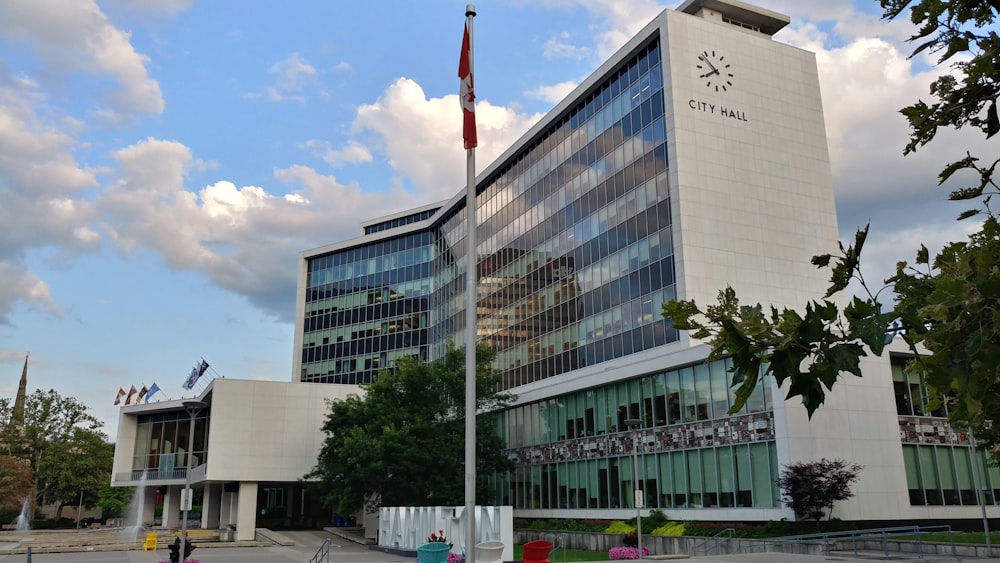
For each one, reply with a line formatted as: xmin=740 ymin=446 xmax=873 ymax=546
xmin=26 ymin=546 xmax=31 ymax=562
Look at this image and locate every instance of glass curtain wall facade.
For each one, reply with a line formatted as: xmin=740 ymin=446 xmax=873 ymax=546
xmin=894 ymin=357 xmax=1000 ymax=506
xmin=430 ymin=40 xmax=677 ymax=389
xmin=301 ymin=231 xmax=434 ymax=383
xmin=494 ymin=357 xmax=782 ymax=510
xmin=130 ymin=409 xmax=210 ymax=480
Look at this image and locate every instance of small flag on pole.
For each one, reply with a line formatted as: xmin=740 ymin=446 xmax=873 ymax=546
xmin=458 ymin=21 xmax=477 ymax=149
xmin=114 ymin=387 xmax=126 ymax=406
xmin=124 ymin=385 xmax=138 ymax=405
xmin=146 ymin=382 xmax=161 ymax=402
xmin=183 ymin=359 xmax=210 ymax=390
xmin=136 ymin=385 xmax=149 ymax=404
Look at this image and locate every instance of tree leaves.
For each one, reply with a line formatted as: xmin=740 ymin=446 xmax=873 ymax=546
xmin=307 ymin=344 xmax=515 ymax=515
xmin=778 ymin=459 xmax=862 ymax=523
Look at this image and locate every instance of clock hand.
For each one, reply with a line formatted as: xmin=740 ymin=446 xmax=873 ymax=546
xmin=700 ymin=54 xmax=719 ymax=73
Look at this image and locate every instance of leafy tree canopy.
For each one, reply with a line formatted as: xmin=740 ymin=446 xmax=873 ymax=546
xmin=306 ymin=344 xmax=515 ymax=515
xmin=97 ymin=481 xmax=134 ymax=519
xmin=0 ymin=389 xmax=104 ymax=471
xmin=663 ymin=0 xmax=1000 ymax=450
xmin=0 ymin=389 xmax=110 ymax=517
xmin=778 ymin=458 xmax=862 ymax=523
xmin=35 ymin=430 xmax=114 ymax=517
xmin=0 ymin=455 xmax=33 ymax=514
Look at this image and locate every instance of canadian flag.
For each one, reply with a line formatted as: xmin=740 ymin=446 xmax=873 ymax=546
xmin=124 ymin=385 xmax=137 ymax=405
xmin=458 ymin=22 xmax=477 ymax=149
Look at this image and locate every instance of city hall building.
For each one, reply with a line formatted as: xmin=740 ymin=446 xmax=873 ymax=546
xmin=113 ymin=0 xmax=1000 ymax=539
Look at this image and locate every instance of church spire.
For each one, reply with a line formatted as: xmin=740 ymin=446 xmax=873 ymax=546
xmin=10 ymin=353 xmax=28 ymax=429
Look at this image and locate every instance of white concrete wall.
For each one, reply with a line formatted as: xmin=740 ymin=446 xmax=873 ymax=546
xmin=204 ymin=379 xmax=363 ymax=483
xmin=663 ymin=9 xmax=838 ymax=314
xmin=111 ymin=408 xmax=138 ymax=485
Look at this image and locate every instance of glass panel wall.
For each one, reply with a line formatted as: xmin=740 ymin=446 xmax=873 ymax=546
xmin=902 ymin=444 xmax=1000 ymax=506
xmin=430 ymin=39 xmax=676 ymax=389
xmin=302 ymin=231 xmax=434 ymax=383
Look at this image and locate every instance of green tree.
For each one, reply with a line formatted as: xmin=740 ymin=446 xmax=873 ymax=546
xmin=0 ymin=455 xmax=33 ymax=516
xmin=35 ymin=429 xmax=114 ymax=518
xmin=662 ymin=0 xmax=1000 ymax=449
xmin=0 ymin=389 xmax=104 ymax=473
xmin=0 ymin=390 xmax=110 ymax=519
xmin=307 ymin=344 xmax=515 ymax=515
xmin=97 ymin=481 xmax=134 ymax=519
xmin=777 ymin=459 xmax=862 ymax=524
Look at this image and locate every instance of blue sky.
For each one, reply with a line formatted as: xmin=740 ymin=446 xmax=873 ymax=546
xmin=0 ymin=0 xmax=984 ymax=441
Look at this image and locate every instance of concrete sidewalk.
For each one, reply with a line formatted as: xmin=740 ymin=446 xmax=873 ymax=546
xmin=4 ymin=531 xmax=1000 ymax=563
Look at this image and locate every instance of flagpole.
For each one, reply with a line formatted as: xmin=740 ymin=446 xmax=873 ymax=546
xmin=463 ymin=5 xmax=478 ymax=563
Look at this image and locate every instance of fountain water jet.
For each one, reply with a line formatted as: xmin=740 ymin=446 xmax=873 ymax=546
xmin=121 ymin=471 xmax=149 ymax=545
xmin=13 ymin=496 xmax=30 ymax=532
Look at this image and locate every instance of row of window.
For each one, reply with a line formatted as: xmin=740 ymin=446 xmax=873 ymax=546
xmin=903 ymin=444 xmax=1000 ymax=506
xmin=892 ymin=360 xmax=947 ymax=417
xmin=494 ymin=442 xmax=780 ymax=510
xmin=503 ymin=358 xmax=773 ymax=448
xmin=131 ymin=416 xmax=209 ymax=473
xmin=465 ymin=41 xmax=663 ymax=252
xmin=363 ymin=208 xmax=438 ymax=235
xmin=306 ymin=279 xmax=432 ymax=317
xmin=306 ymin=232 xmax=433 ymax=286
xmin=499 ymin=321 xmax=679 ymax=389
xmin=489 ymin=283 xmax=675 ymax=375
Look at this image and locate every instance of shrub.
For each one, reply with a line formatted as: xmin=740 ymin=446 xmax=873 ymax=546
xmin=641 ymin=509 xmax=669 ymax=531
xmin=523 ymin=518 xmax=605 ymax=532
xmin=651 ymin=521 xmax=687 ymax=536
xmin=604 ymin=521 xmax=635 ymax=534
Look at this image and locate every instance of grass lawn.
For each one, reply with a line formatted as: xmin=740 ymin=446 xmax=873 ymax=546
xmin=513 ymin=544 xmax=611 ymax=562
xmin=894 ymin=531 xmax=1000 ymax=545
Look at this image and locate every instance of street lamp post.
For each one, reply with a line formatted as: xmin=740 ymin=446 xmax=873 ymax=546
xmin=180 ymin=400 xmax=206 ymax=558
xmin=968 ymin=427 xmax=992 ymax=557
xmin=624 ymin=418 xmax=643 ymax=560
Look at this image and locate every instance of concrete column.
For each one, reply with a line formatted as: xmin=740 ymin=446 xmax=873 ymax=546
xmin=202 ymin=484 xmax=222 ymax=529
xmin=219 ymin=492 xmax=235 ymax=529
xmin=141 ymin=486 xmax=156 ymax=527
xmin=163 ymin=486 xmax=181 ymax=529
xmin=235 ymin=482 xmax=258 ymax=541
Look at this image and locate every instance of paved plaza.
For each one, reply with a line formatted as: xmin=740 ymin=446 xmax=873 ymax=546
xmin=2 ymin=531 xmax=1000 ymax=563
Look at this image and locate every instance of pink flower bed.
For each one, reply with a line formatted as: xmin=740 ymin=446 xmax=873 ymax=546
xmin=608 ymin=546 xmax=650 ymax=560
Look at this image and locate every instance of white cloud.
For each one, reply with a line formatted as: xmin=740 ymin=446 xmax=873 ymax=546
xmin=543 ymin=32 xmax=591 ymax=61
xmin=95 ymin=136 xmax=435 ymax=319
xmin=301 ymin=139 xmax=374 ymax=168
xmin=0 ymin=261 xmax=61 ymax=323
xmin=526 ymin=80 xmax=580 ymax=104
xmin=0 ymin=0 xmax=165 ymax=124
xmin=353 ymin=78 xmax=543 ymax=198
xmin=522 ymin=0 xmax=665 ymax=65
xmin=0 ymin=72 xmax=100 ymax=322
xmin=252 ymin=53 xmax=318 ymax=103
xmin=98 ymin=0 xmax=194 ymax=15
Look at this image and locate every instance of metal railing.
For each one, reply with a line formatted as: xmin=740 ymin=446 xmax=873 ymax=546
xmin=117 ymin=469 xmax=188 ymax=481
xmin=310 ymin=538 xmax=331 ymax=563
xmin=690 ymin=528 xmax=735 ymax=556
xmin=760 ymin=525 xmax=958 ymax=560
xmin=547 ymin=532 xmax=568 ymax=563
